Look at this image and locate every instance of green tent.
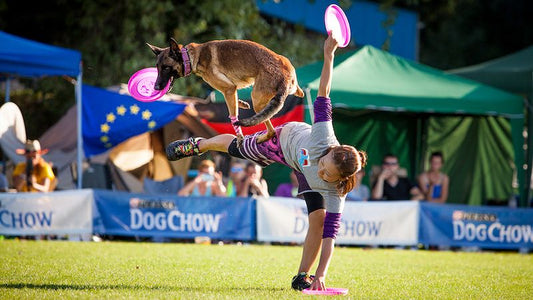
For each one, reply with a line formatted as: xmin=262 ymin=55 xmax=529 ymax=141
xmin=448 ymin=45 xmax=533 ymax=96
xmin=300 ymin=45 xmax=524 ymax=205
xmin=448 ymin=46 xmax=533 ymax=207
xmin=214 ymin=46 xmax=524 ymax=205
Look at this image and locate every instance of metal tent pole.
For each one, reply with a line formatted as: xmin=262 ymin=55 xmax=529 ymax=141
xmin=527 ymin=71 xmax=533 ymax=207
xmin=76 ymin=67 xmax=83 ymax=189
xmin=4 ymin=76 xmax=10 ymax=102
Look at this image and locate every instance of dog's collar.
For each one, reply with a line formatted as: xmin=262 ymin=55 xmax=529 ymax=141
xmin=181 ymin=47 xmax=191 ymax=76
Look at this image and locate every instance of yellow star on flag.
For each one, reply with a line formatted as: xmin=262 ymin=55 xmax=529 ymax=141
xmin=100 ymin=123 xmax=110 ymax=134
xmin=116 ymin=105 xmax=126 ymax=116
xmin=130 ymin=104 xmax=140 ymax=115
xmin=106 ymin=113 xmax=116 ymax=123
xmin=105 ymin=143 xmax=112 ymax=148
xmin=148 ymin=121 xmax=156 ymax=129
xmin=100 ymin=136 xmax=109 ymax=143
xmin=142 ymin=110 xmax=152 ymax=120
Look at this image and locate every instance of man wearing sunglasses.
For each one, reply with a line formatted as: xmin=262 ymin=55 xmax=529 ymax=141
xmin=371 ymin=154 xmax=423 ymax=201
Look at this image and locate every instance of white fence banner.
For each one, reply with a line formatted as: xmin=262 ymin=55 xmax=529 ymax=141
xmin=0 ymin=189 xmax=93 ymax=236
xmin=257 ymin=197 xmax=308 ymax=243
xmin=257 ymin=197 xmax=419 ymax=245
xmin=337 ymin=201 xmax=419 ymax=245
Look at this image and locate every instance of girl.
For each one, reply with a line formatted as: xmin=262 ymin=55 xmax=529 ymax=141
xmin=166 ymin=34 xmax=367 ymax=291
xmin=418 ymin=151 xmax=449 ymax=203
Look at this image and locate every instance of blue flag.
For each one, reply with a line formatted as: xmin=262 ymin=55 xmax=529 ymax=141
xmin=82 ymin=85 xmax=186 ymax=157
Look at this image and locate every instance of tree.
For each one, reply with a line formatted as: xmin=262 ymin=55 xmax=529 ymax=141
xmin=387 ymin=0 xmax=533 ymax=69
xmin=0 ymin=0 xmax=325 ymax=137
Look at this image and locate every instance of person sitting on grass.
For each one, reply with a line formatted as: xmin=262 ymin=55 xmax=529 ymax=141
xmin=165 ymin=33 xmax=367 ymax=291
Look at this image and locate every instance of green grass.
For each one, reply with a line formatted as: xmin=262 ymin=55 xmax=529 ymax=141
xmin=0 ymin=240 xmax=531 ymax=299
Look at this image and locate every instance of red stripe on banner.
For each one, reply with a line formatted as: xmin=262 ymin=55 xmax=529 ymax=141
xmin=203 ymin=105 xmax=304 ymax=135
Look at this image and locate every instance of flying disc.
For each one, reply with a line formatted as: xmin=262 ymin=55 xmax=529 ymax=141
xmin=302 ymin=287 xmax=348 ymax=295
xmin=324 ymin=4 xmax=351 ymax=47
xmin=127 ymin=67 xmax=170 ymax=102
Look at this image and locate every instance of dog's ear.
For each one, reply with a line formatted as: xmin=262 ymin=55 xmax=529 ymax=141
xmin=147 ymin=43 xmax=163 ymax=56
xmin=169 ymin=38 xmax=182 ymax=56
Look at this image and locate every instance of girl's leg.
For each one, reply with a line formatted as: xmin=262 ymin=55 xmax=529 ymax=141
xmin=197 ymin=134 xmax=236 ymax=153
xmin=166 ymin=134 xmax=236 ymax=161
xmin=298 ymin=208 xmax=325 ymax=273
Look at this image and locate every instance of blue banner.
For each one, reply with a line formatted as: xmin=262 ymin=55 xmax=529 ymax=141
xmin=93 ymin=190 xmax=255 ymax=240
xmin=419 ymin=203 xmax=533 ymax=249
xmin=82 ymin=85 xmax=186 ymax=157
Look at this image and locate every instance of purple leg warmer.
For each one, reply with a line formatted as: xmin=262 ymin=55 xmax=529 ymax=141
xmin=314 ymin=97 xmax=332 ymax=123
xmin=323 ymin=212 xmax=341 ymax=239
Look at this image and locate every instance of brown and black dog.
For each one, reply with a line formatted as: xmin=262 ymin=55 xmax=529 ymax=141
xmin=147 ymin=38 xmax=304 ymax=143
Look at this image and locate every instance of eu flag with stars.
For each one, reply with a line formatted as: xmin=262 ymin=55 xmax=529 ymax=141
xmin=82 ymin=85 xmax=186 ymax=157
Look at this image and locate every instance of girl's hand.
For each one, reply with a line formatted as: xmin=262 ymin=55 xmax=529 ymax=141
xmin=310 ymin=275 xmax=326 ymax=290
xmin=324 ymin=33 xmax=338 ymax=56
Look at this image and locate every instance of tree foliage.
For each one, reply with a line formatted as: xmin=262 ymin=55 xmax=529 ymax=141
xmin=388 ymin=0 xmax=532 ymax=69
xmin=0 ymin=0 xmax=531 ymax=138
xmin=0 ymin=0 xmax=325 ymax=137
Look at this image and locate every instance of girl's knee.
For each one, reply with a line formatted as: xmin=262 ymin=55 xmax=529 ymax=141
xmin=308 ymin=209 xmax=326 ymax=228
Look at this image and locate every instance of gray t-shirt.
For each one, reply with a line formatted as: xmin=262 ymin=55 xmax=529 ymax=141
xmin=279 ymin=121 xmax=345 ymax=213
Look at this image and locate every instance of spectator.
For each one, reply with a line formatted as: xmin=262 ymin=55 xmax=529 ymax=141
xmin=0 ymin=172 xmax=8 ymax=192
xmin=418 ymin=151 xmax=449 ymax=203
xmin=239 ymin=162 xmax=269 ymax=197
xmin=225 ymin=160 xmax=245 ymax=197
xmin=13 ymin=140 xmax=56 ymax=192
xmin=275 ymin=170 xmax=299 ymax=198
xmin=346 ymin=169 xmax=370 ymax=201
xmin=371 ymin=154 xmax=423 ymax=200
xmin=178 ymin=159 xmax=226 ymax=196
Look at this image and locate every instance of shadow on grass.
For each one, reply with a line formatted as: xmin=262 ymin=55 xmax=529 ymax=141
xmin=0 ymin=283 xmax=286 ymax=292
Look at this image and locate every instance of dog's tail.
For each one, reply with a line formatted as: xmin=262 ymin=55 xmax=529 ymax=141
xmin=235 ymin=86 xmax=288 ymax=127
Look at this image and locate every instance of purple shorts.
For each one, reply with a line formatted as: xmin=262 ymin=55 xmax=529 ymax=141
xmin=237 ymin=124 xmax=312 ymax=194
xmin=237 ymin=124 xmax=289 ymax=167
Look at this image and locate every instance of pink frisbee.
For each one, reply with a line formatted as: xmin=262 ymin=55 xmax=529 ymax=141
xmin=324 ymin=4 xmax=351 ymax=47
xmin=127 ymin=67 xmax=170 ymax=102
xmin=302 ymin=287 xmax=348 ymax=295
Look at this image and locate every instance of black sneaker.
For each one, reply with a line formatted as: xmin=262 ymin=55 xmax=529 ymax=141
xmin=291 ymin=272 xmax=314 ymax=291
xmin=166 ymin=137 xmax=204 ymax=161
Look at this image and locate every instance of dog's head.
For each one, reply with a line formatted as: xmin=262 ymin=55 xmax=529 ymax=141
xmin=146 ymin=38 xmax=186 ymax=91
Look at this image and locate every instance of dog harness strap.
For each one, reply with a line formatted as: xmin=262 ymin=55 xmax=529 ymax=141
xmin=229 ymin=116 xmax=243 ymax=136
xmin=181 ymin=47 xmax=191 ymax=76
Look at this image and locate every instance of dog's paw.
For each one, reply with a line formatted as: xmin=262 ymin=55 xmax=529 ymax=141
xmin=256 ymin=133 xmax=274 ymax=144
xmin=236 ymin=134 xmax=244 ymax=147
xmin=238 ymin=100 xmax=250 ymax=109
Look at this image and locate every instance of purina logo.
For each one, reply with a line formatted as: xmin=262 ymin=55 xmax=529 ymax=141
xmin=298 ymin=148 xmax=310 ymax=167
xmin=452 ymin=210 xmax=533 ymax=244
xmin=452 ymin=210 xmax=497 ymax=222
xmin=129 ymin=198 xmax=175 ymax=210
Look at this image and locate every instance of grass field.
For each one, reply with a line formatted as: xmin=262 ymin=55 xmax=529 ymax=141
xmin=1 ymin=240 xmax=531 ymax=299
